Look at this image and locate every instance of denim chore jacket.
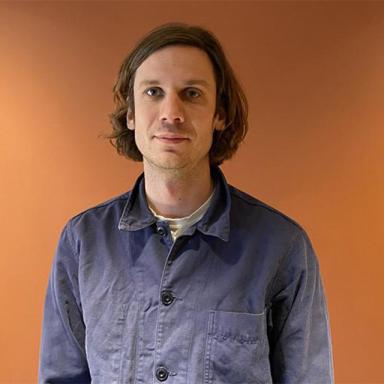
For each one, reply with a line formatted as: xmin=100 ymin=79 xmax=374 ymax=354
xmin=39 ymin=167 xmax=334 ymax=384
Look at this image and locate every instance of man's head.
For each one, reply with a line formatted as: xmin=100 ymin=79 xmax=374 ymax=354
xmin=109 ymin=23 xmax=248 ymax=167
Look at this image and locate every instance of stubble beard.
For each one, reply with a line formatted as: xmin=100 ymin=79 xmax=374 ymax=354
xmin=143 ymin=149 xmax=211 ymax=181
xmin=144 ymin=152 xmax=191 ymax=177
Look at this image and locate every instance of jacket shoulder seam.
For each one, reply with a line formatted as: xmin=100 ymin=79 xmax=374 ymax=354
xmin=69 ymin=192 xmax=130 ymax=222
xmin=230 ymin=186 xmax=304 ymax=231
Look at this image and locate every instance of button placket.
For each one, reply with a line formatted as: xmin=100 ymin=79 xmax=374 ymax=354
xmin=154 ymin=236 xmax=184 ymax=382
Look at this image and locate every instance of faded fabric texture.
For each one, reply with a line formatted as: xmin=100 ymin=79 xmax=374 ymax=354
xmin=39 ymin=167 xmax=334 ymax=384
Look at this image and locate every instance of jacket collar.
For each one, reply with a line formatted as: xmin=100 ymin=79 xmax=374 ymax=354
xmin=118 ymin=166 xmax=231 ymax=241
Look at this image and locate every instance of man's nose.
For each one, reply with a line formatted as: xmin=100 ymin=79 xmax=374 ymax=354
xmin=159 ymin=93 xmax=185 ymax=124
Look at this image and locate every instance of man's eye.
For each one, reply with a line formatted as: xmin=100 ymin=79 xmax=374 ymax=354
xmin=185 ymin=88 xmax=201 ymax=98
xmin=145 ymin=87 xmax=162 ymax=97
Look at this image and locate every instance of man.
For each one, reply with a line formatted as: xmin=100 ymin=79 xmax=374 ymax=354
xmin=39 ymin=23 xmax=334 ymax=383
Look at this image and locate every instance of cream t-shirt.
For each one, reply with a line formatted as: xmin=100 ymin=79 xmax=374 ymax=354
xmin=149 ymin=191 xmax=214 ymax=241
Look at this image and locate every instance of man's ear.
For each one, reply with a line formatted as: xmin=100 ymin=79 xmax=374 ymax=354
xmin=127 ymin=109 xmax=135 ymax=131
xmin=214 ymin=108 xmax=226 ymax=132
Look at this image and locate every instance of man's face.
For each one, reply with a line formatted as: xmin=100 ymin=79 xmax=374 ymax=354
xmin=128 ymin=45 xmax=225 ymax=172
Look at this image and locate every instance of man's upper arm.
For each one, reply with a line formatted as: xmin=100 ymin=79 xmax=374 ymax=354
xmin=39 ymin=223 xmax=91 ymax=384
xmin=267 ymin=230 xmax=334 ymax=384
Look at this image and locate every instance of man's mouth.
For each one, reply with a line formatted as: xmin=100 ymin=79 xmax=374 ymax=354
xmin=154 ymin=135 xmax=189 ymax=144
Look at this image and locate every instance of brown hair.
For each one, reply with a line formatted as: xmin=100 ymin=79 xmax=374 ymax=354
xmin=109 ymin=23 xmax=248 ymax=166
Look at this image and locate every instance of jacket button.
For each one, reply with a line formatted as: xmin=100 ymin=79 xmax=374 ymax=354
xmin=161 ymin=290 xmax=174 ymax=306
xmin=156 ymin=366 xmax=169 ymax=381
xmin=157 ymin=226 xmax=166 ymax=236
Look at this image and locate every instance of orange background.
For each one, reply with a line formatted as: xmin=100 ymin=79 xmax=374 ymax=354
xmin=1 ymin=2 xmax=383 ymax=383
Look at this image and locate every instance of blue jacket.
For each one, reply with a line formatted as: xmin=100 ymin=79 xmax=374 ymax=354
xmin=39 ymin=167 xmax=334 ymax=383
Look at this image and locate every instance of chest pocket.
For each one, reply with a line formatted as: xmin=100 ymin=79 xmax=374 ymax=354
xmin=204 ymin=310 xmax=272 ymax=384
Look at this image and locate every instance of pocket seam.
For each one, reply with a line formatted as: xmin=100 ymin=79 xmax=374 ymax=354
xmin=204 ymin=310 xmax=216 ymax=384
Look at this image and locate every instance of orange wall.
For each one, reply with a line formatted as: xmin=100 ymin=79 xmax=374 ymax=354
xmin=1 ymin=2 xmax=383 ymax=383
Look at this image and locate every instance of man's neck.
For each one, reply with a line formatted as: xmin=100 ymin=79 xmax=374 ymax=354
xmin=143 ymin=162 xmax=213 ymax=219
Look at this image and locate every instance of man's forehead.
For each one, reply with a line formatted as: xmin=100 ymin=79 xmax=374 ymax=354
xmin=134 ymin=45 xmax=216 ymax=86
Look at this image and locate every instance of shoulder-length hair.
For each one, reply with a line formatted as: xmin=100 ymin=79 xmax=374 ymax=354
xmin=109 ymin=23 xmax=248 ymax=166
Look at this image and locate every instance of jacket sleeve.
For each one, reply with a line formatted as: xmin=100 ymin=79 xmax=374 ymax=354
xmin=267 ymin=230 xmax=334 ymax=384
xmin=39 ymin=224 xmax=91 ymax=384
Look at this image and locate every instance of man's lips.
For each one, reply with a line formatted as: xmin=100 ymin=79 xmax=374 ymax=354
xmin=154 ymin=135 xmax=189 ymax=144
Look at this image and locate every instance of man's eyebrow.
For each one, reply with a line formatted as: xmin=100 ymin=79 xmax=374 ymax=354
xmin=184 ymin=79 xmax=211 ymax=88
xmin=138 ymin=79 xmax=212 ymax=88
xmin=138 ymin=80 xmax=161 ymax=88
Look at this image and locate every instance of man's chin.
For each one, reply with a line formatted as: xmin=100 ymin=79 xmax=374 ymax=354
xmin=143 ymin=153 xmax=210 ymax=174
xmin=145 ymin=156 xmax=189 ymax=172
